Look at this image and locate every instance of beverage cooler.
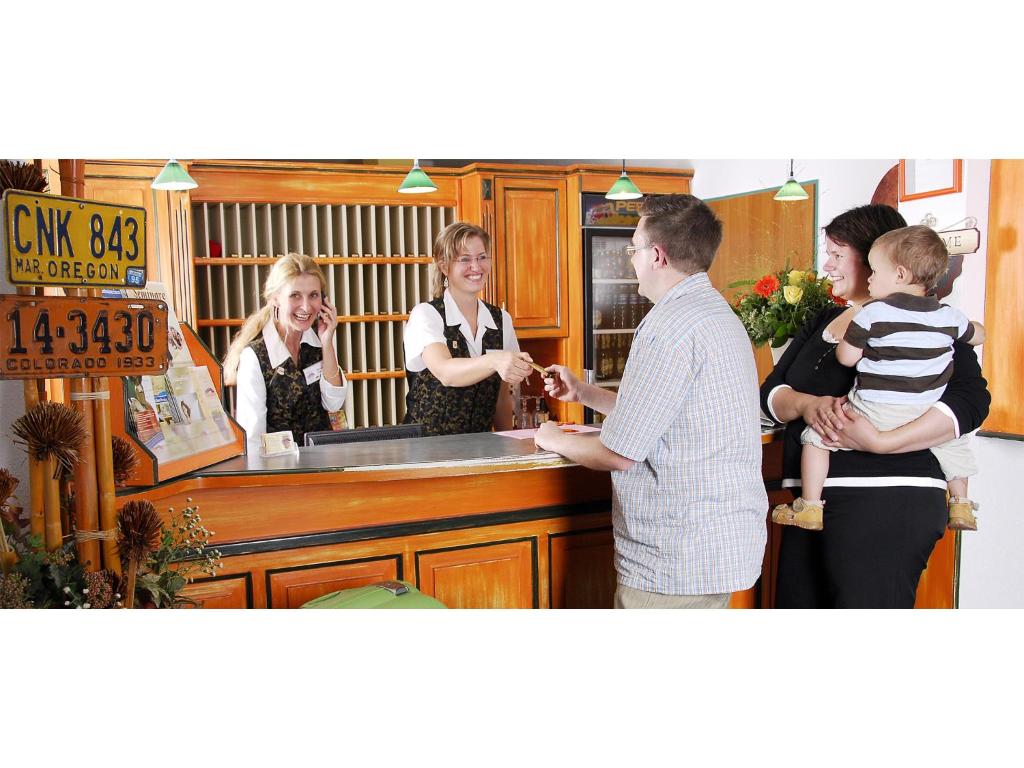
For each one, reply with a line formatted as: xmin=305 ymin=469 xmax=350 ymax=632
xmin=581 ymin=194 xmax=654 ymax=424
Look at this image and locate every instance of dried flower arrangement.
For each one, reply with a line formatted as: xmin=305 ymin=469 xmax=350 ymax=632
xmin=0 ymin=538 xmax=122 ymax=609
xmin=135 ymin=498 xmax=222 ymax=608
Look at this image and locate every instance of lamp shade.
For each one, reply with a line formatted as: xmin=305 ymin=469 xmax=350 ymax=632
xmin=398 ymin=160 xmax=437 ymax=194
xmin=151 ymin=159 xmax=198 ymax=191
xmin=774 ymin=177 xmax=808 ymax=201
xmin=605 ymin=171 xmax=643 ymax=200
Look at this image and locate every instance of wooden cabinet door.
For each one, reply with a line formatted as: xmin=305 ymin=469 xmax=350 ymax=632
xmin=416 ymin=538 xmax=537 ymax=608
xmin=266 ymin=555 xmax=402 ymax=608
xmin=548 ymin=528 xmax=616 ymax=609
xmin=494 ymin=176 xmax=569 ymax=338
xmin=180 ymin=574 xmax=252 ymax=608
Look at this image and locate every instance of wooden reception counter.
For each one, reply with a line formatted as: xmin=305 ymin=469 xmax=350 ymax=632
xmin=116 ymin=431 xmax=956 ymax=608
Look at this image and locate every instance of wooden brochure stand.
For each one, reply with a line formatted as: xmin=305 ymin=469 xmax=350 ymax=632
xmin=109 ymin=323 xmax=245 ymax=486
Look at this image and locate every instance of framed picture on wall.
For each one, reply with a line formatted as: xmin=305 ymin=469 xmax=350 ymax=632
xmin=898 ymin=159 xmax=963 ymax=201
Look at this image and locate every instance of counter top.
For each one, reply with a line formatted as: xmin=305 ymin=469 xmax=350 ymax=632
xmin=202 ymin=432 xmax=569 ymax=477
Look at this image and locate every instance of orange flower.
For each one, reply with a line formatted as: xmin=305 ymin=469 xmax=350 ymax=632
xmin=827 ymin=283 xmax=847 ymax=306
xmin=754 ymin=274 xmax=781 ymax=298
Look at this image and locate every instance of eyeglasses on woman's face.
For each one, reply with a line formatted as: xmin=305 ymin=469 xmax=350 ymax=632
xmin=455 ymin=254 xmax=491 ymax=267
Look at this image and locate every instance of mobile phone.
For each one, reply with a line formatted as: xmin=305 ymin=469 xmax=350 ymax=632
xmin=376 ymin=580 xmax=409 ymax=596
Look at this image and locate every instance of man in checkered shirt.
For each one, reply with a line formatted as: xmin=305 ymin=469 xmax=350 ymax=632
xmin=537 ymin=194 xmax=767 ymax=608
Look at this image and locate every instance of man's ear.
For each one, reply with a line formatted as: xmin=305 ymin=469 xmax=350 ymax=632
xmin=894 ymin=264 xmax=910 ymax=283
xmin=652 ymin=244 xmax=668 ymax=268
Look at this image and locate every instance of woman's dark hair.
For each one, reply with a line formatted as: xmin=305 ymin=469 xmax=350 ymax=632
xmin=823 ymin=204 xmax=907 ymax=265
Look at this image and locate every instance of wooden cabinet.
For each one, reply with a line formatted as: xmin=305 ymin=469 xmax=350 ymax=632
xmin=548 ymin=528 xmax=616 ymax=608
xmin=417 ymin=538 xmax=538 ymax=609
xmin=266 ymin=555 xmax=402 ymax=608
xmin=180 ymin=573 xmax=252 ymax=608
xmin=492 ymin=176 xmax=570 ymax=338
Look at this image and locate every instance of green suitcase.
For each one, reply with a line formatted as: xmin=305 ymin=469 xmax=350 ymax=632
xmin=300 ymin=580 xmax=446 ymax=609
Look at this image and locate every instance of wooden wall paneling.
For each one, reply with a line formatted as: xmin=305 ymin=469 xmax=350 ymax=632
xmin=562 ymin=174 xmax=587 ymax=425
xmin=82 ymin=161 xmax=171 ymax=289
xmin=456 ymin=171 xmax=498 ymax=304
xmin=705 ymin=182 xmax=818 ymax=294
xmin=168 ymin=190 xmax=195 ymax=325
xmin=914 ymin=530 xmax=957 ymax=609
xmin=416 ymin=538 xmax=538 ymax=608
xmin=568 ymin=166 xmax=693 ymax=196
xmin=188 ymin=162 xmax=461 ymax=208
xmin=981 ymin=159 xmax=1024 ymax=436
xmin=494 ymin=176 xmax=569 ymax=337
xmin=706 ymin=182 xmax=817 ymax=384
xmin=548 ymin=527 xmax=615 ymax=608
xmin=266 ymin=554 xmax=402 ymax=608
xmin=180 ymin=573 xmax=252 ymax=609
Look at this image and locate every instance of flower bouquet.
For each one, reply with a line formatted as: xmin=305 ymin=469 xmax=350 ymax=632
xmin=729 ymin=267 xmax=844 ymax=348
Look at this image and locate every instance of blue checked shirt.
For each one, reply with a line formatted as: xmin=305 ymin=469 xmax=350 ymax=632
xmin=600 ymin=272 xmax=768 ymax=595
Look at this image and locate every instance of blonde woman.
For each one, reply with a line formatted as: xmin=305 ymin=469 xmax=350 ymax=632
xmin=224 ymin=253 xmax=346 ymax=450
xmin=403 ymin=222 xmax=534 ymax=436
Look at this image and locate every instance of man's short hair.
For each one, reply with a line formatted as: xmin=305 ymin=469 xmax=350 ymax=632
xmin=639 ymin=194 xmax=723 ymax=273
xmin=872 ymin=225 xmax=950 ymax=290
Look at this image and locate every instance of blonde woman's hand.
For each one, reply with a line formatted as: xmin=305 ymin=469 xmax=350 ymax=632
xmin=317 ymin=297 xmax=338 ymax=346
xmin=489 ymin=351 xmax=534 ymax=385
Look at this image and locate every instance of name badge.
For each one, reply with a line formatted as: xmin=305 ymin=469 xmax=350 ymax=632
xmin=303 ymin=361 xmax=323 ymax=385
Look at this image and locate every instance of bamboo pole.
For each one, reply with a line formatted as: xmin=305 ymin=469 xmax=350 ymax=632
xmin=0 ymin=511 xmax=16 ymax=574
xmin=43 ymin=455 xmax=62 ymax=550
xmin=18 ymin=297 xmax=46 ymax=545
xmin=93 ymin=375 xmax=119 ymax=576
xmin=56 ymin=159 xmax=108 ymax=571
xmin=70 ymin=377 xmax=100 ymax=570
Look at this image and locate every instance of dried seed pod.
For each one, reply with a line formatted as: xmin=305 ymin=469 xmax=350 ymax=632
xmin=0 ymin=467 xmax=18 ymax=507
xmin=11 ymin=402 xmax=87 ymax=475
xmin=0 ymin=160 xmax=48 ymax=195
xmin=111 ymin=436 xmax=140 ymax=486
xmin=116 ymin=500 xmax=163 ymax=567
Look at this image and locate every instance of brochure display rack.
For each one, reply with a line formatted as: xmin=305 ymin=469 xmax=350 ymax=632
xmin=110 ymin=320 xmax=244 ymax=486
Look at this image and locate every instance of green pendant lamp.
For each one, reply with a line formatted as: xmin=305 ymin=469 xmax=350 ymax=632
xmin=774 ymin=159 xmax=808 ymax=201
xmin=605 ymin=159 xmax=643 ymax=200
xmin=151 ymin=159 xmax=198 ymax=191
xmin=398 ymin=159 xmax=437 ymax=194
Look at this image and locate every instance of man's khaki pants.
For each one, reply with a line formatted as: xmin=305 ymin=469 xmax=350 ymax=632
xmin=614 ymin=583 xmax=730 ymax=609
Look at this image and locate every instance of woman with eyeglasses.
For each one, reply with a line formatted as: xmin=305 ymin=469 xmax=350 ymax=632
xmin=403 ymin=222 xmax=534 ymax=436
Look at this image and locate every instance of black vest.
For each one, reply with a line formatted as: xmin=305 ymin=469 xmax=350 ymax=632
xmin=249 ymin=336 xmax=331 ymax=446
xmin=404 ymin=297 xmax=505 ymax=436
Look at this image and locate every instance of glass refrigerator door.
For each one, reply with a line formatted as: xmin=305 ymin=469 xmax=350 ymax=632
xmin=584 ymin=231 xmax=655 ymax=423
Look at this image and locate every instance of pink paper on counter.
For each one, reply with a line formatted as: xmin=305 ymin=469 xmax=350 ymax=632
xmin=494 ymin=424 xmax=601 ymax=440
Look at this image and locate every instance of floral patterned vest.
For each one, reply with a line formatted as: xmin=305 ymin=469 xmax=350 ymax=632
xmin=404 ymin=297 xmax=504 ymax=436
xmin=249 ymin=337 xmax=331 ymax=446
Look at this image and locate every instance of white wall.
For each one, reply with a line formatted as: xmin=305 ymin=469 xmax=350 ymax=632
xmin=0 ymin=216 xmax=29 ymax=507
xmin=692 ymin=158 xmax=1021 ymax=607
